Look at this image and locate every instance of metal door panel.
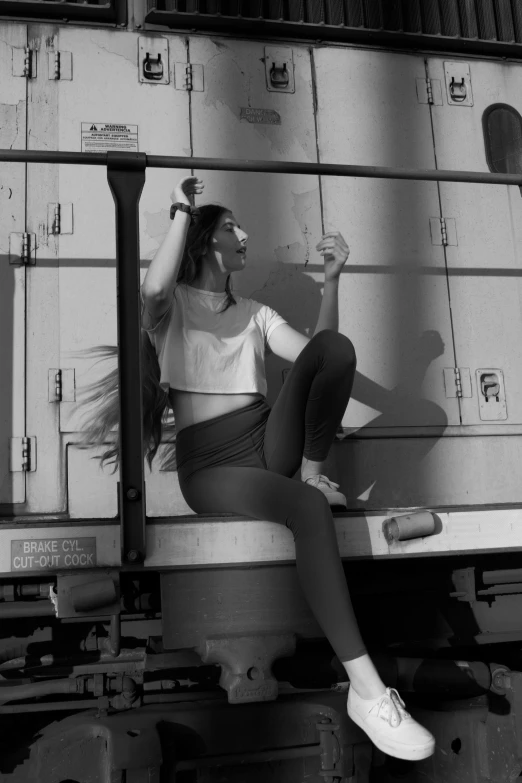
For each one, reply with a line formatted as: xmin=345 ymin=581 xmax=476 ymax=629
xmin=51 ymin=30 xmax=190 ymax=519
xmin=188 ymin=36 xmax=323 ymax=402
xmin=67 ymin=444 xmax=192 ymax=519
xmin=428 ymin=57 xmax=522 ymax=426
xmin=25 ymin=25 xmax=67 ymax=515
xmin=314 ymin=48 xmax=458 ymax=430
xmin=0 ymin=25 xmax=27 ymax=505
xmin=55 ymin=30 xmax=191 ymax=437
xmin=329 ymin=434 xmax=522 ymax=509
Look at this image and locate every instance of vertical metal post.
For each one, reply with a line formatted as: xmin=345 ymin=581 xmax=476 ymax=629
xmin=107 ymin=152 xmax=147 ymax=565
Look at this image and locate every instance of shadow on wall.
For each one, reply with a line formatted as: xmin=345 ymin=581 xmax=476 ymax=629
xmin=252 ymin=263 xmax=448 ymax=511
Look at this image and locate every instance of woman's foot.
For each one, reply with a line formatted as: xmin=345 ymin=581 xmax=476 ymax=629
xmin=303 ymin=474 xmax=347 ymax=509
xmin=347 ymin=685 xmax=435 ymax=761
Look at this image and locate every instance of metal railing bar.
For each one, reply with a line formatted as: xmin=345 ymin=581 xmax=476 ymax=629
xmin=5 ymin=147 xmax=522 ymax=565
xmin=0 ymin=149 xmax=521 ymax=187
xmin=107 ymin=152 xmax=147 ymax=565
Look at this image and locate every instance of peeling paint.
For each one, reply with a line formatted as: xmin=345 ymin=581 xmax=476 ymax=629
xmin=38 ymin=221 xmax=49 ymax=247
xmin=290 ymin=188 xmax=320 ymax=264
xmin=202 ymin=52 xmax=246 ymax=117
xmin=28 ymin=36 xmax=42 ymax=52
xmin=90 ymin=34 xmax=135 ymax=67
xmin=273 ymin=241 xmax=307 ymax=266
xmin=143 ymin=209 xmax=170 ymax=243
xmin=0 ymin=101 xmax=24 ymax=150
xmin=248 ymin=122 xmax=292 ymax=157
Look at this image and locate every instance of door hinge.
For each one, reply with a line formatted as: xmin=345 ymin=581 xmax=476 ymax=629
xmin=12 ymin=47 xmax=37 ymax=78
xmin=9 ymin=233 xmax=36 ymax=265
xmin=175 ymin=63 xmax=204 ymax=92
xmin=47 ymin=51 xmax=73 ymax=81
xmin=9 ymin=437 xmax=37 ymax=473
xmin=430 ymin=217 xmax=458 ymax=247
xmin=441 ymin=218 xmax=448 ymax=245
xmin=444 ymin=368 xmax=472 ymax=399
xmin=47 ymin=203 xmax=74 ymax=235
xmin=48 ymin=369 xmax=76 ymax=403
xmin=416 ymin=78 xmax=442 ymax=106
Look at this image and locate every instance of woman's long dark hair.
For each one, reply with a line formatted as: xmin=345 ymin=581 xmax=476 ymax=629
xmin=71 ymin=203 xmax=235 ymax=475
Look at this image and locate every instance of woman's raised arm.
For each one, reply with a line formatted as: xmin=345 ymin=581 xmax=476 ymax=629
xmin=142 ymin=175 xmax=204 ymax=303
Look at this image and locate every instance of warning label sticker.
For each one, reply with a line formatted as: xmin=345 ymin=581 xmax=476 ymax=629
xmin=240 ymin=108 xmax=281 ymax=125
xmin=81 ymin=123 xmax=138 ymax=153
xmin=11 ymin=537 xmax=97 ymax=571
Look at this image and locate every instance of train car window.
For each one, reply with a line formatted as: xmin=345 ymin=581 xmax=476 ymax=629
xmin=483 ymin=103 xmax=522 ymax=175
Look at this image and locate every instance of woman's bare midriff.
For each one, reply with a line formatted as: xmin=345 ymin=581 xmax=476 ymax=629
xmin=169 ymin=388 xmax=263 ymax=432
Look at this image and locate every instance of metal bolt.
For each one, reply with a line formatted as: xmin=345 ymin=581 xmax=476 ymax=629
xmin=126 ymin=488 xmax=139 ymax=500
xmin=247 ymin=667 xmax=260 ymax=681
xmin=127 ymin=550 xmax=139 ymax=562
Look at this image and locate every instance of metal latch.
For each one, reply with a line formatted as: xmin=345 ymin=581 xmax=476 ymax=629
xmin=476 ymin=368 xmax=507 ymax=420
xmin=430 ymin=217 xmax=458 ymax=247
xmin=9 ymin=233 xmax=36 ymax=265
xmin=444 ymin=62 xmax=473 ymax=106
xmin=48 ymin=51 xmax=73 ymax=80
xmin=174 ymin=63 xmax=204 ymax=92
xmin=416 ymin=78 xmax=442 ymax=105
xmin=48 ymin=369 xmax=76 ymax=403
xmin=138 ymin=37 xmax=169 ymax=85
xmin=264 ymin=46 xmax=295 ymax=93
xmin=444 ymin=368 xmax=472 ymax=399
xmin=270 ymin=62 xmax=289 ymax=89
xmin=450 ymin=77 xmax=466 ymax=102
xmin=9 ymin=437 xmax=37 ymax=472
xmin=12 ymin=47 xmax=36 ymax=78
xmin=47 ymin=204 xmax=74 ymax=235
xmin=143 ymin=52 xmax=164 ymax=81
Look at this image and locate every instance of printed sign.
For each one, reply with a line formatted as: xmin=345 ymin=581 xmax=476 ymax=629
xmin=81 ymin=123 xmax=138 ymax=153
xmin=240 ymin=108 xmax=281 ymax=125
xmin=11 ymin=537 xmax=97 ymax=571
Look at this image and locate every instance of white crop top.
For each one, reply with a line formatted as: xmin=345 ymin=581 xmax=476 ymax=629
xmin=140 ymin=283 xmax=287 ymax=395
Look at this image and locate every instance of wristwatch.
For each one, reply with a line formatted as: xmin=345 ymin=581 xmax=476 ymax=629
xmin=170 ymin=202 xmax=201 ymax=221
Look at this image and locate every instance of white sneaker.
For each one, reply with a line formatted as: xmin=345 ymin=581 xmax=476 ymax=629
xmin=347 ymin=686 xmax=435 ymax=761
xmin=304 ymin=474 xmax=347 ymax=509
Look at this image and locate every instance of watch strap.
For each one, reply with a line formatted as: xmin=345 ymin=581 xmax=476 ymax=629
xmin=170 ymin=202 xmax=201 ymax=220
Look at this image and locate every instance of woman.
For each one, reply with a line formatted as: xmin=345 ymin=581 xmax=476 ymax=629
xmin=79 ymin=175 xmax=435 ymax=762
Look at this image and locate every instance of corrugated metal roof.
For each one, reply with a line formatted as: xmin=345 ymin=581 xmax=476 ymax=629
xmin=0 ymin=0 xmax=124 ymax=23
xmin=146 ymin=1 xmax=522 ymax=55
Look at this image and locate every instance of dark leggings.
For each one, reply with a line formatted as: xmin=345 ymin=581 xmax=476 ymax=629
xmin=176 ymin=329 xmax=367 ymax=663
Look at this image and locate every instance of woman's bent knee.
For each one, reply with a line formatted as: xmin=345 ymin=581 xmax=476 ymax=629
xmin=311 ymin=329 xmax=356 ymax=368
xmin=286 ymin=487 xmax=334 ymax=540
